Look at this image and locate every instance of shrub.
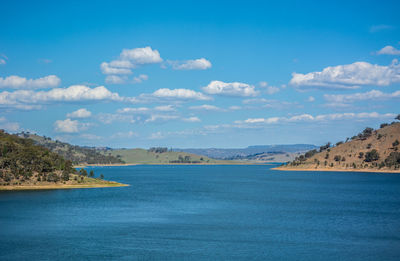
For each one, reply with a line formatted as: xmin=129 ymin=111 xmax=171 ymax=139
xmin=334 ymin=155 xmax=341 ymax=162
xmin=365 ymin=149 xmax=379 ymax=162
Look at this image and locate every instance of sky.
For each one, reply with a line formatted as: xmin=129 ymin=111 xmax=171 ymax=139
xmin=0 ymin=0 xmax=399 ymax=148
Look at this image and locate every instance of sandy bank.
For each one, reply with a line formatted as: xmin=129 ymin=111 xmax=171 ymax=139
xmin=0 ymin=182 xmax=129 ymax=191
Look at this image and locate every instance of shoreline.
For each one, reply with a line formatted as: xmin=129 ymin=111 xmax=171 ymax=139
xmin=75 ymin=162 xmax=271 ymax=168
xmin=272 ymin=166 xmax=400 ymax=174
xmin=0 ymin=182 xmax=129 ymax=191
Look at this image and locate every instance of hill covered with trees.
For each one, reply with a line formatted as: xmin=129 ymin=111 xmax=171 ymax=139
xmin=17 ymin=133 xmax=124 ymax=165
xmin=0 ymin=130 xmax=126 ymax=189
xmin=277 ymin=116 xmax=400 ymax=172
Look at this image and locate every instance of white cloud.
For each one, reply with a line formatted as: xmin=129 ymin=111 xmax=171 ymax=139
xmin=202 ymin=80 xmax=258 ymax=97
xmin=290 ymin=59 xmax=400 ymax=89
xmin=117 ymin=107 xmax=150 ymax=114
xmin=101 ymin=62 xmax=132 ymax=75
xmin=0 ymin=117 xmax=20 ymax=132
xmin=0 ymin=85 xmax=124 ymax=109
xmin=145 ymin=114 xmax=179 ymax=123
xmin=377 ymin=46 xmax=400 ymax=55
xmin=54 ymin=118 xmax=88 ymax=133
xmin=237 ymin=112 xmax=396 ymax=126
xmin=0 ymin=59 xmax=5 ymax=65
xmin=152 ymin=88 xmax=211 ymax=100
xmin=170 ymin=58 xmax=212 ymax=70
xmin=0 ymin=75 xmax=61 ymax=89
xmin=66 ymin=108 xmax=92 ymax=118
xmin=133 ymin=74 xmax=148 ymax=83
xmin=308 ymin=96 xmax=315 ymax=102
xmin=120 ymin=46 xmax=163 ymax=64
xmin=189 ymin=104 xmax=222 ymax=111
xmin=324 ymin=89 xmax=400 ymax=103
xmin=183 ymin=116 xmax=201 ymax=122
xmin=105 ymin=75 xmax=128 ymax=84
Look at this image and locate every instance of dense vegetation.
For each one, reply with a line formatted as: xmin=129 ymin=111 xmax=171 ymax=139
xmin=0 ymin=130 xmax=109 ymax=187
xmin=18 ymin=132 xmax=124 ymax=165
xmin=0 ymin=130 xmax=75 ymax=185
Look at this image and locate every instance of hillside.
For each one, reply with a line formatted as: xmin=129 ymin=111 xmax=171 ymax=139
xmin=104 ymin=147 xmax=234 ymax=164
xmin=17 ymin=132 xmax=124 ymax=165
xmin=277 ymin=121 xmax=400 ymax=172
xmin=173 ymin=144 xmax=317 ymax=161
xmin=0 ymin=130 xmax=126 ymax=189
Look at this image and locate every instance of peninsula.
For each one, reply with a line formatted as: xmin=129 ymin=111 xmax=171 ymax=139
xmin=275 ymin=118 xmax=400 ymax=173
xmin=0 ymin=130 xmax=127 ymax=190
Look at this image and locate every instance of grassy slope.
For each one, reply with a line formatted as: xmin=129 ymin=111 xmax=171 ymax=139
xmin=106 ymin=149 xmax=234 ymax=164
xmin=277 ymin=122 xmax=400 ymax=172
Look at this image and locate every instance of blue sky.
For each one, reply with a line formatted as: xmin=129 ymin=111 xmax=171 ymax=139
xmin=0 ymin=0 xmax=399 ymax=148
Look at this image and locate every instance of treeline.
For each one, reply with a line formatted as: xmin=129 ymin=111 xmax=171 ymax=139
xmin=148 ymin=147 xmax=169 ymax=153
xmin=169 ymin=155 xmax=202 ymax=164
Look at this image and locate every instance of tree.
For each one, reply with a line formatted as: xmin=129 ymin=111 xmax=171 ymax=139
xmin=365 ymin=149 xmax=379 ymax=162
xmin=396 ymin=114 xmax=400 ymax=121
xmin=100 ymin=174 xmax=104 ymax=179
xmin=89 ymin=170 xmax=94 ymax=177
xmin=393 ymin=140 xmax=399 ymax=147
xmin=334 ymin=155 xmax=341 ymax=162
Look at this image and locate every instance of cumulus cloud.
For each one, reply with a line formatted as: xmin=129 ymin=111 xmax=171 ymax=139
xmin=0 ymin=117 xmax=20 ymax=132
xmin=151 ymin=88 xmax=211 ymax=100
xmin=0 ymin=75 xmax=60 ymax=89
xmin=308 ymin=96 xmax=315 ymax=102
xmin=66 ymin=108 xmax=92 ymax=118
xmin=120 ymin=46 xmax=163 ymax=64
xmin=0 ymin=59 xmax=6 ymax=65
xmin=202 ymin=80 xmax=258 ymax=97
xmin=170 ymin=58 xmax=212 ymax=70
xmin=377 ymin=46 xmax=400 ymax=55
xmin=290 ymin=59 xmax=400 ymax=89
xmin=54 ymin=118 xmax=89 ymax=133
xmin=0 ymin=85 xmax=124 ymax=109
xmin=324 ymin=90 xmax=400 ymax=104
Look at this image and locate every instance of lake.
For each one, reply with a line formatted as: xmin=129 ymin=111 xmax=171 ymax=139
xmin=1 ymin=165 xmax=400 ymax=260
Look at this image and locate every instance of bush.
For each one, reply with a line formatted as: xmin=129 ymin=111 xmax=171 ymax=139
xmin=392 ymin=140 xmax=399 ymax=147
xmin=334 ymin=155 xmax=341 ymax=162
xmin=380 ymin=123 xmax=389 ymax=128
xmin=365 ymin=149 xmax=379 ymax=162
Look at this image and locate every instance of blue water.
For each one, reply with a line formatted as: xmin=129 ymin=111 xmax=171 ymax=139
xmin=1 ymin=165 xmax=400 ymax=260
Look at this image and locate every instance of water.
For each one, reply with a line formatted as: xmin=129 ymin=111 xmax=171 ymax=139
xmin=1 ymin=165 xmax=400 ymax=260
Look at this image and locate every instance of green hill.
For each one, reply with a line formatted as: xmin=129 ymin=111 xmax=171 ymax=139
xmin=105 ymin=147 xmax=233 ymax=164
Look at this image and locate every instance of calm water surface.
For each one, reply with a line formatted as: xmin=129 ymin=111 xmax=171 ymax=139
xmin=1 ymin=165 xmax=400 ymax=260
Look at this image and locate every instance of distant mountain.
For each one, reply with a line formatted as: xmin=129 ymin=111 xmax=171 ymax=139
xmin=277 ymin=121 xmax=400 ymax=172
xmin=173 ymin=144 xmax=317 ymax=161
xmin=17 ymin=133 xmax=124 ymax=165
